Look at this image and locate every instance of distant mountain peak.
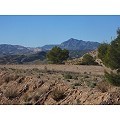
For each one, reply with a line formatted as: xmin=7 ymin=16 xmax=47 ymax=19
xmin=0 ymin=38 xmax=100 ymax=57
xmin=41 ymin=38 xmax=100 ymax=51
xmin=66 ymin=38 xmax=82 ymax=42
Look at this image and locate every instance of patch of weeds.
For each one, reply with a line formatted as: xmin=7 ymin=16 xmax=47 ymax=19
xmin=51 ymin=87 xmax=66 ymax=102
xmin=9 ymin=68 xmax=16 ymax=71
xmin=72 ymin=75 xmax=78 ymax=80
xmin=58 ymin=77 xmax=61 ymax=80
xmin=84 ymin=75 xmax=89 ymax=78
xmin=0 ymin=67 xmax=7 ymax=71
xmin=32 ymin=68 xmax=39 ymax=72
xmin=23 ymin=102 xmax=33 ymax=105
xmin=4 ymin=76 xmax=11 ymax=83
xmin=93 ymin=77 xmax=97 ymax=81
xmin=52 ymin=69 xmax=55 ymax=72
xmin=17 ymin=76 xmax=24 ymax=84
xmin=77 ymin=99 xmax=81 ymax=104
xmin=33 ymin=94 xmax=40 ymax=102
xmin=73 ymin=82 xmax=81 ymax=86
xmin=89 ymin=82 xmax=97 ymax=88
xmin=97 ymin=81 xmax=109 ymax=93
xmin=71 ymin=85 xmax=76 ymax=89
xmin=84 ymin=71 xmax=87 ymax=74
xmin=37 ymin=75 xmax=41 ymax=78
xmin=4 ymin=87 xmax=18 ymax=100
xmin=67 ymin=79 xmax=70 ymax=82
xmin=4 ymin=75 xmax=19 ymax=83
xmin=86 ymin=81 xmax=96 ymax=88
xmin=75 ymin=99 xmax=81 ymax=105
xmin=44 ymin=66 xmax=48 ymax=72
xmin=89 ymin=72 xmax=91 ymax=74
xmin=23 ymin=94 xmax=32 ymax=103
xmin=105 ymin=71 xmax=120 ymax=86
xmin=64 ymin=73 xmax=72 ymax=79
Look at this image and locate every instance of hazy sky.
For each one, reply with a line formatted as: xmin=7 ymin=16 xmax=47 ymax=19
xmin=0 ymin=15 xmax=120 ymax=47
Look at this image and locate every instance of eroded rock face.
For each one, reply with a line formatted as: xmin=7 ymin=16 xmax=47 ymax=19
xmin=0 ymin=67 xmax=120 ymax=105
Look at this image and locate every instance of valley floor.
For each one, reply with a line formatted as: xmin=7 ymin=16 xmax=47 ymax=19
xmin=0 ymin=64 xmax=104 ymax=75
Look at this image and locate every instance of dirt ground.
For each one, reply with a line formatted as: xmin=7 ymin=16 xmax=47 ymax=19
xmin=0 ymin=64 xmax=104 ymax=75
xmin=0 ymin=64 xmax=120 ymax=105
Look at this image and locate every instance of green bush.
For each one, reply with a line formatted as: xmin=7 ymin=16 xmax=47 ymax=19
xmin=4 ymin=88 xmax=18 ymax=100
xmin=105 ymin=71 xmax=120 ymax=86
xmin=98 ymin=43 xmax=109 ymax=62
xmin=73 ymin=82 xmax=81 ymax=86
xmin=64 ymin=74 xmax=72 ymax=79
xmin=51 ymin=88 xmax=66 ymax=101
xmin=98 ymin=28 xmax=120 ymax=86
xmin=98 ymin=28 xmax=120 ymax=70
xmin=89 ymin=82 xmax=96 ymax=88
xmin=46 ymin=46 xmax=69 ymax=64
xmin=97 ymin=81 xmax=109 ymax=93
xmin=80 ymin=54 xmax=98 ymax=65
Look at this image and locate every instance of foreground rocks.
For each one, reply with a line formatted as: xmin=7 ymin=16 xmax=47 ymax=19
xmin=0 ymin=66 xmax=120 ymax=105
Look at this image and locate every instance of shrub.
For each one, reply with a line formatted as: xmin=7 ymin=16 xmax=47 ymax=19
xmin=73 ymin=82 xmax=81 ymax=86
xmin=64 ymin=74 xmax=72 ymax=79
xmin=44 ymin=66 xmax=48 ymax=72
xmin=86 ymin=81 xmax=96 ymax=88
xmin=4 ymin=76 xmax=10 ymax=83
xmin=72 ymin=75 xmax=78 ymax=80
xmin=32 ymin=68 xmax=39 ymax=72
xmin=4 ymin=88 xmax=18 ymax=99
xmin=23 ymin=94 xmax=32 ymax=102
xmin=80 ymin=54 xmax=98 ymax=65
xmin=98 ymin=43 xmax=109 ymax=61
xmin=98 ymin=28 xmax=120 ymax=70
xmin=51 ymin=87 xmax=66 ymax=101
xmin=84 ymin=75 xmax=89 ymax=78
xmin=4 ymin=75 xmax=19 ymax=83
xmin=97 ymin=80 xmax=109 ymax=93
xmin=89 ymin=82 xmax=96 ymax=88
xmin=33 ymin=95 xmax=40 ymax=102
xmin=98 ymin=28 xmax=120 ymax=86
xmin=46 ymin=46 xmax=69 ymax=64
xmin=105 ymin=71 xmax=120 ymax=86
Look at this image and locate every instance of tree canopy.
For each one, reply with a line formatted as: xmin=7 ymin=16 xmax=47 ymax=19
xmin=46 ymin=46 xmax=69 ymax=64
xmin=80 ymin=54 xmax=97 ymax=65
xmin=98 ymin=28 xmax=120 ymax=70
xmin=98 ymin=28 xmax=120 ymax=86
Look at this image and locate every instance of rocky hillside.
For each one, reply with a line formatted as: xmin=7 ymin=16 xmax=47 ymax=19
xmin=0 ymin=44 xmax=42 ymax=57
xmin=65 ymin=49 xmax=98 ymax=65
xmin=0 ymin=66 xmax=120 ymax=105
xmin=0 ymin=51 xmax=47 ymax=64
xmin=0 ymin=44 xmax=32 ymax=56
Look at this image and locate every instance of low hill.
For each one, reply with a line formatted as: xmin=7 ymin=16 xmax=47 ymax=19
xmin=0 ymin=51 xmax=47 ymax=64
xmin=0 ymin=44 xmax=33 ymax=56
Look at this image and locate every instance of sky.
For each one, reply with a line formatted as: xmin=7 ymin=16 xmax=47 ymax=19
xmin=0 ymin=15 xmax=120 ymax=47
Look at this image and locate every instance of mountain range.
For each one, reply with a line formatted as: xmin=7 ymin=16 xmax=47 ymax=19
xmin=0 ymin=38 xmax=100 ymax=64
xmin=41 ymin=38 xmax=100 ymax=51
xmin=0 ymin=38 xmax=100 ymax=56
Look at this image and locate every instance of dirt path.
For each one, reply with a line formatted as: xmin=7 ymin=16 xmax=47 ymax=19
xmin=0 ymin=64 xmax=104 ymax=75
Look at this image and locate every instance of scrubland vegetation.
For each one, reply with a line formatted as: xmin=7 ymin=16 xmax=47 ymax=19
xmin=98 ymin=28 xmax=120 ymax=86
xmin=0 ymin=28 xmax=120 ymax=105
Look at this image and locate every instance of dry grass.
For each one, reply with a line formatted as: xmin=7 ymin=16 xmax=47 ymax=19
xmin=51 ymin=87 xmax=66 ymax=102
xmin=0 ymin=64 xmax=119 ymax=105
xmin=0 ymin=64 xmax=104 ymax=75
xmin=4 ymin=87 xmax=18 ymax=100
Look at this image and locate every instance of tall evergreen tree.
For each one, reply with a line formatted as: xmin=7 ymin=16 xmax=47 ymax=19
xmin=98 ymin=28 xmax=120 ymax=86
xmin=46 ymin=46 xmax=69 ymax=64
